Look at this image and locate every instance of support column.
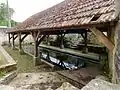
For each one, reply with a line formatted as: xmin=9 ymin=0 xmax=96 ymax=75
xmin=18 ymin=33 xmax=22 ymax=50
xmin=90 ymin=27 xmax=115 ymax=82
xmin=34 ymin=33 xmax=39 ymax=66
xmin=107 ymin=25 xmax=116 ymax=83
xmin=83 ymin=31 xmax=88 ymax=53
xmin=12 ymin=33 xmax=15 ymax=50
xmin=18 ymin=32 xmax=24 ymax=54
xmin=47 ymin=35 xmax=50 ymax=45
xmin=60 ymin=34 xmax=65 ymax=49
xmin=32 ymin=31 xmax=42 ymax=66
xmin=8 ymin=33 xmax=11 ymax=46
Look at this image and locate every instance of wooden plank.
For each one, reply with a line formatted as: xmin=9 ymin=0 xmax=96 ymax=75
xmin=90 ymin=27 xmax=114 ymax=51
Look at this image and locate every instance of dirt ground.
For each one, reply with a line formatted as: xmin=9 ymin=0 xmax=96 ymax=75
xmin=9 ymin=72 xmax=65 ymax=90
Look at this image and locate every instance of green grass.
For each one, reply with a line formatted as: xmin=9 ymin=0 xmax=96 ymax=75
xmin=3 ymin=46 xmax=37 ymax=73
xmin=0 ymin=71 xmax=6 ymax=78
xmin=0 ymin=51 xmax=6 ymax=65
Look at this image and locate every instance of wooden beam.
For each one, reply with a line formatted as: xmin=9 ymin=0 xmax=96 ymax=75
xmin=81 ymin=33 xmax=85 ymax=39
xmin=14 ymin=35 xmax=18 ymax=40
xmin=38 ymin=35 xmax=46 ymax=46
xmin=21 ymin=33 xmax=29 ymax=42
xmin=90 ymin=27 xmax=114 ymax=51
xmin=10 ymin=35 xmax=12 ymax=39
xmin=36 ymin=31 xmax=41 ymax=40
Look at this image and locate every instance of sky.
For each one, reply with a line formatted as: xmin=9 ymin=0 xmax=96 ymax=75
xmin=0 ymin=0 xmax=64 ymax=22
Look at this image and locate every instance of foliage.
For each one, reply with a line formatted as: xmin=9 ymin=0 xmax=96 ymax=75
xmin=49 ymin=34 xmax=82 ymax=48
xmin=0 ymin=3 xmax=17 ymax=27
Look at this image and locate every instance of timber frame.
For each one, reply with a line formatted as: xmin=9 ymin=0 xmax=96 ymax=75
xmin=7 ymin=24 xmax=115 ymax=66
xmin=7 ymin=0 xmax=119 ymax=83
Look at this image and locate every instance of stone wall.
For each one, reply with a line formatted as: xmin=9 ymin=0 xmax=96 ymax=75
xmin=0 ymin=28 xmax=8 ymax=44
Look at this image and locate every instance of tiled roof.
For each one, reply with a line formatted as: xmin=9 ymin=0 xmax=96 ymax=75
xmin=15 ymin=0 xmax=116 ymax=31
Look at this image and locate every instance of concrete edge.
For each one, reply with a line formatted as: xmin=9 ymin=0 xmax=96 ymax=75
xmin=0 ymin=71 xmax=17 ymax=85
xmin=0 ymin=46 xmax=17 ymax=71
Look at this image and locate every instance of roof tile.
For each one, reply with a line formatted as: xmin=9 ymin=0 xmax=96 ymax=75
xmin=14 ymin=0 xmax=116 ymax=32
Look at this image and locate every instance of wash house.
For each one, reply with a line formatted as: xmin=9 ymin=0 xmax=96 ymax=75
xmin=7 ymin=0 xmax=120 ymax=83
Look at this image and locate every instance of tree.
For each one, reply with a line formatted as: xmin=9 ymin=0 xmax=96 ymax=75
xmin=0 ymin=2 xmax=17 ymax=27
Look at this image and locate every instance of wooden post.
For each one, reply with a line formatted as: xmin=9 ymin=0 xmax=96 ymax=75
xmin=18 ymin=32 xmax=24 ymax=54
xmin=33 ymin=32 xmax=39 ymax=66
xmin=47 ymin=35 xmax=50 ymax=45
xmin=107 ymin=25 xmax=116 ymax=83
xmin=18 ymin=33 xmax=22 ymax=50
xmin=34 ymin=38 xmax=38 ymax=58
xmin=83 ymin=31 xmax=88 ymax=53
xmin=8 ymin=33 xmax=11 ymax=46
xmin=60 ymin=34 xmax=65 ymax=49
xmin=31 ymin=31 xmax=43 ymax=66
xmin=12 ymin=33 xmax=15 ymax=50
xmin=90 ymin=27 xmax=115 ymax=83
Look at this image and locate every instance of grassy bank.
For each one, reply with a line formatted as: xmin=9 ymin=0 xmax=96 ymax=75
xmin=3 ymin=46 xmax=37 ymax=73
xmin=0 ymin=51 xmax=6 ymax=65
xmin=3 ymin=46 xmax=53 ymax=73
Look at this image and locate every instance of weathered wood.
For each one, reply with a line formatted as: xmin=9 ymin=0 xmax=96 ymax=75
xmin=32 ymin=31 xmax=43 ymax=65
xmin=83 ymin=30 xmax=88 ymax=53
xmin=12 ymin=34 xmax=15 ymax=49
xmin=33 ymin=32 xmax=38 ymax=57
xmin=21 ymin=34 xmax=29 ymax=42
xmin=60 ymin=33 xmax=65 ymax=49
xmin=107 ymin=25 xmax=115 ymax=44
xmin=8 ymin=33 xmax=11 ymax=45
xmin=37 ymin=35 xmax=46 ymax=46
xmin=81 ymin=33 xmax=85 ymax=39
xmin=18 ymin=33 xmax=22 ymax=51
xmin=107 ymin=25 xmax=116 ymax=83
xmin=90 ymin=27 xmax=114 ymax=51
xmin=47 ymin=35 xmax=50 ymax=45
xmin=14 ymin=35 xmax=18 ymax=40
xmin=36 ymin=31 xmax=41 ymax=40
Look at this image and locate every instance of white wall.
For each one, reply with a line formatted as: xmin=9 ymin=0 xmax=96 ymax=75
xmin=0 ymin=28 xmax=8 ymax=44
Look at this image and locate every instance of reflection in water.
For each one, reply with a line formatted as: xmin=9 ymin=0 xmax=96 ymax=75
xmin=40 ymin=49 xmax=86 ymax=70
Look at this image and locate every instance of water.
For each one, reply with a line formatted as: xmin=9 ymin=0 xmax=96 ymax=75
xmin=40 ymin=49 xmax=86 ymax=70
